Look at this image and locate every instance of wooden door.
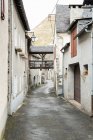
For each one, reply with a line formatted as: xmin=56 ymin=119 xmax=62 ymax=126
xmin=74 ymin=64 xmax=81 ymax=103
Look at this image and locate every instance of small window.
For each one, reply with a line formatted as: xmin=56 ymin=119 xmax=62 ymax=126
xmin=83 ymin=64 xmax=88 ymax=75
xmin=64 ymin=68 xmax=67 ymax=79
xmin=1 ymin=0 xmax=5 ymax=20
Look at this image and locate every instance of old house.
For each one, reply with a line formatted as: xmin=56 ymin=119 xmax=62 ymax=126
xmin=29 ymin=46 xmax=54 ymax=86
xmin=54 ymin=5 xmax=70 ymax=95
xmin=0 ymin=0 xmax=8 ymax=139
xmin=8 ymin=0 xmax=30 ymax=115
xmin=29 ymin=16 xmax=55 ymax=87
xmin=62 ymin=2 xmax=93 ymax=116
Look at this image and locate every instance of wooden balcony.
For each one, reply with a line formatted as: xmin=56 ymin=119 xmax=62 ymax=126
xmin=29 ymin=60 xmax=54 ymax=69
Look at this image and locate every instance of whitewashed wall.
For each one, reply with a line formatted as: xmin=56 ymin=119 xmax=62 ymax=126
xmin=70 ymin=6 xmax=83 ymax=23
xmin=9 ymin=1 xmax=28 ymax=114
xmin=63 ymin=25 xmax=93 ymax=115
xmin=0 ymin=0 xmax=8 ymax=139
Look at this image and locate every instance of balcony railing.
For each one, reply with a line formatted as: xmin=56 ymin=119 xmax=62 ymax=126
xmin=29 ymin=60 xmax=54 ymax=69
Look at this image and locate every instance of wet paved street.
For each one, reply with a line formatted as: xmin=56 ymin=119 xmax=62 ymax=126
xmin=4 ymin=80 xmax=93 ymax=140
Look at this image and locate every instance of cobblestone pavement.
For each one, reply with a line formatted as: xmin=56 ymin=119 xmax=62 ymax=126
xmin=4 ymin=80 xmax=93 ymax=140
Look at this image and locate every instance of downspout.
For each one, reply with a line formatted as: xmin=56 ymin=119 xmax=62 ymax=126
xmin=62 ymin=49 xmax=64 ymax=97
xmin=8 ymin=0 xmax=13 ymax=115
xmin=91 ymin=30 xmax=93 ymax=96
xmin=91 ymin=8 xmax=93 ymax=97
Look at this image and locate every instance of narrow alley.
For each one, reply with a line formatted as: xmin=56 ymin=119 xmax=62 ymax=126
xmin=4 ymin=80 xmax=93 ymax=140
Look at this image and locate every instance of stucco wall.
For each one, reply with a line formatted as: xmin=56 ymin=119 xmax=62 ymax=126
xmin=9 ymin=1 xmax=28 ymax=114
xmin=56 ymin=33 xmax=70 ymax=86
xmin=0 ymin=0 xmax=8 ymax=139
xmin=63 ymin=27 xmax=92 ymax=115
xmin=70 ymin=7 xmax=83 ymax=23
xmin=31 ymin=69 xmax=41 ymax=87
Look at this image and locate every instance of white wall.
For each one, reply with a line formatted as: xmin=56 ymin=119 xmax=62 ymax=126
xmin=0 ymin=0 xmax=8 ymax=139
xmin=70 ymin=6 xmax=83 ymax=23
xmin=63 ymin=25 xmax=93 ymax=115
xmin=31 ymin=69 xmax=41 ymax=86
xmin=56 ymin=33 xmax=70 ymax=86
xmin=9 ymin=1 xmax=28 ymax=114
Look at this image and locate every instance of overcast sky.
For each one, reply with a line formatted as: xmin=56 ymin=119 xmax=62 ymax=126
xmin=23 ymin=0 xmax=83 ymax=30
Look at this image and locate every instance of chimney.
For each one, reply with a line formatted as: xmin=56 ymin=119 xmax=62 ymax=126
xmin=69 ymin=5 xmax=83 ymax=23
xmin=83 ymin=0 xmax=93 ymax=5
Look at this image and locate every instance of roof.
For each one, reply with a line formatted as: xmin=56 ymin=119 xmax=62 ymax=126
xmin=75 ymin=21 xmax=93 ymax=38
xmin=56 ymin=5 xmax=70 ymax=33
xmin=83 ymin=0 xmax=93 ymax=5
xmin=82 ymin=8 xmax=92 ymax=18
xmin=14 ymin=0 xmax=30 ymax=31
xmin=67 ymin=4 xmax=92 ymax=32
xmin=29 ymin=46 xmax=53 ymax=54
xmin=60 ymin=43 xmax=70 ymax=51
xmin=67 ymin=18 xmax=92 ymax=31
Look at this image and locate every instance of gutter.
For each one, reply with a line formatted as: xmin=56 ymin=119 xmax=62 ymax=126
xmin=67 ymin=18 xmax=92 ymax=32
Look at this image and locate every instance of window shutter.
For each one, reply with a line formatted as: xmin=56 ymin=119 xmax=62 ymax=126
xmin=1 ymin=0 xmax=5 ymax=20
xmin=71 ymin=31 xmax=74 ymax=57
xmin=73 ymin=27 xmax=77 ymax=56
xmin=71 ymin=26 xmax=77 ymax=57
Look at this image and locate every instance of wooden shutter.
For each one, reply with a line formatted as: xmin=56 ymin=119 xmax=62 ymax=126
xmin=71 ymin=27 xmax=77 ymax=57
xmin=1 ymin=0 xmax=5 ymax=20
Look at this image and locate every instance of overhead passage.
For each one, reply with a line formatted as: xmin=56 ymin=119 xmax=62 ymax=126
xmin=29 ymin=46 xmax=54 ymax=69
xmin=29 ymin=46 xmax=53 ymax=54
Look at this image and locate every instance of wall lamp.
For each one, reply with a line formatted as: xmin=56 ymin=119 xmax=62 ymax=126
xmin=25 ymin=31 xmax=36 ymax=42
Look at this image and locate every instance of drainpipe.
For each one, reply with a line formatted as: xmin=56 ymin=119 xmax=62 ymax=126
xmin=91 ymin=8 xmax=93 ymax=96
xmin=91 ymin=29 xmax=93 ymax=96
xmin=8 ymin=0 xmax=13 ymax=115
xmin=62 ymin=49 xmax=64 ymax=97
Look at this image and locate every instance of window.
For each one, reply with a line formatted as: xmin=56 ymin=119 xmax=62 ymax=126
xmin=83 ymin=64 xmax=88 ymax=75
xmin=71 ymin=26 xmax=77 ymax=57
xmin=1 ymin=0 xmax=5 ymax=20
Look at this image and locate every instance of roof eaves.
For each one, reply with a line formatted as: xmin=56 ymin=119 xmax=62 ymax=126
xmin=66 ymin=20 xmax=78 ymax=32
xmin=60 ymin=42 xmax=70 ymax=51
xmin=75 ymin=20 xmax=93 ymax=38
xmin=67 ymin=18 xmax=92 ymax=32
xmin=14 ymin=0 xmax=30 ymax=31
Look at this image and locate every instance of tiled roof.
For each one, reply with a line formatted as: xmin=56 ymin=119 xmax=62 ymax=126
xmin=82 ymin=8 xmax=92 ymax=18
xmin=75 ymin=21 xmax=93 ymax=38
xmin=56 ymin=5 xmax=70 ymax=33
xmin=61 ymin=42 xmax=70 ymax=51
xmin=78 ymin=19 xmax=92 ymax=32
xmin=29 ymin=46 xmax=53 ymax=54
xmin=14 ymin=0 xmax=30 ymax=30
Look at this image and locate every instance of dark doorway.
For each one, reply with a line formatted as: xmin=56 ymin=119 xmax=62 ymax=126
xmin=74 ymin=64 xmax=81 ymax=103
